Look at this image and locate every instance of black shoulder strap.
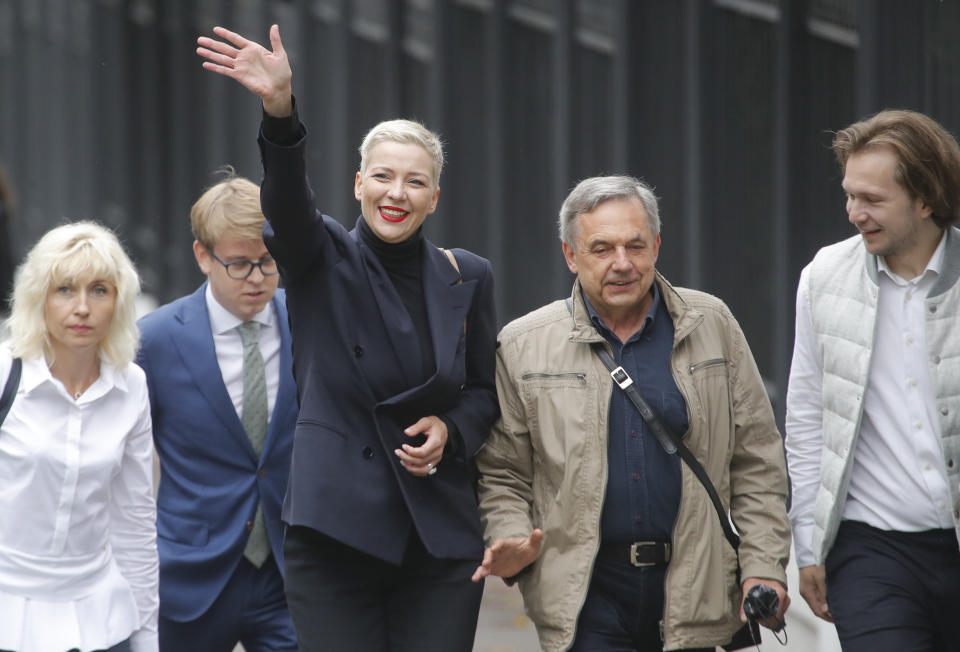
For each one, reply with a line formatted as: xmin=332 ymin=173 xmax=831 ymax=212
xmin=0 ymin=357 xmax=22 ymax=426
xmin=564 ymin=297 xmax=740 ymax=551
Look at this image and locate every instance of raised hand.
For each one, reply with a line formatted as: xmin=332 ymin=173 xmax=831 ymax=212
xmin=196 ymin=24 xmax=293 ymax=117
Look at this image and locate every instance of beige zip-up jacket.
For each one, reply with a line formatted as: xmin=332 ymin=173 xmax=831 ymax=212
xmin=476 ymin=275 xmax=790 ymax=651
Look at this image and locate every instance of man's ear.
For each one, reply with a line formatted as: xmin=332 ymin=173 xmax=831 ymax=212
xmin=193 ymin=240 xmax=212 ymax=276
xmin=562 ymin=241 xmax=578 ymax=275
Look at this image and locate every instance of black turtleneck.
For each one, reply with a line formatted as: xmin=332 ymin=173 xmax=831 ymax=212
xmin=358 ymin=218 xmax=436 ymax=387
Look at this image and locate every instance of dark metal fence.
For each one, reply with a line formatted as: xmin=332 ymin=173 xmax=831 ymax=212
xmin=1 ymin=0 xmax=959 ymax=421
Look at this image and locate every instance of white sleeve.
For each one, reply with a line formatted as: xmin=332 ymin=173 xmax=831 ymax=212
xmin=785 ymin=265 xmax=824 ymax=568
xmin=108 ymin=381 xmax=159 ymax=652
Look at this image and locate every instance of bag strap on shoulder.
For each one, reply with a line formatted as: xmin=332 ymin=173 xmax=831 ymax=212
xmin=0 ymin=357 xmax=22 ymax=426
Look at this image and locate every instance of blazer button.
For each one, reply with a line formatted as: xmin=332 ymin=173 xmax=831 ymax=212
xmin=354 ymin=345 xmax=364 ymax=358
xmin=362 ymin=446 xmax=375 ymax=459
xmin=257 ymin=469 xmax=267 ymax=479
xmin=245 ymin=520 xmax=254 ymax=531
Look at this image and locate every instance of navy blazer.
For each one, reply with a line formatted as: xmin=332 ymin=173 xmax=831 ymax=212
xmin=259 ymin=130 xmax=500 ymax=564
xmin=136 ymin=286 xmax=298 ymax=621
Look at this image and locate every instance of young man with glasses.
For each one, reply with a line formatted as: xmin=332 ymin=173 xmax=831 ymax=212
xmin=136 ymin=170 xmax=299 ymax=651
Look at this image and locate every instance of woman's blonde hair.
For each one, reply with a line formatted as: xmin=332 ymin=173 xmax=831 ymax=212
xmin=5 ymin=221 xmax=141 ymax=368
xmin=359 ymin=119 xmax=444 ymax=189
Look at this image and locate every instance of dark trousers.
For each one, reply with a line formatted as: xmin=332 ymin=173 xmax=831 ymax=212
xmin=159 ymin=555 xmax=298 ymax=652
xmin=569 ymin=557 xmax=712 ymax=652
xmin=283 ymin=525 xmax=484 ymax=652
xmin=826 ymin=520 xmax=960 ymax=652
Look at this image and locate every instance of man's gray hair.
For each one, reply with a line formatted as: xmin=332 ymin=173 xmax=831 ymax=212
xmin=558 ymin=175 xmax=661 ymax=246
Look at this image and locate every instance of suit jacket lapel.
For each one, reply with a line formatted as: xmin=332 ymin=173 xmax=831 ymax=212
xmin=172 ymin=285 xmax=257 ymax=461
xmin=355 ymin=230 xmax=422 ymax=388
xmin=423 ymin=243 xmax=476 ymax=380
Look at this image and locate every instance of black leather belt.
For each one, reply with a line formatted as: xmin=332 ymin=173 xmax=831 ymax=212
xmin=597 ymin=541 xmax=672 ymax=567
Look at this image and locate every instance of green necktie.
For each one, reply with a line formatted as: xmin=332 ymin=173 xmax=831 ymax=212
xmin=237 ymin=321 xmax=270 ymax=568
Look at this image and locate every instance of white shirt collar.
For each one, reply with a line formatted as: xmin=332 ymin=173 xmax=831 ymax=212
xmin=877 ymin=229 xmax=946 ymax=285
xmin=19 ymin=354 xmax=125 ymax=398
xmin=204 ymin=283 xmax=275 ymax=335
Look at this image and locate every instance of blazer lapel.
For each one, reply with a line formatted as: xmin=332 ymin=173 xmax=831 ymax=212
xmin=423 ymin=244 xmax=476 ymax=378
xmin=172 ymin=285 xmax=256 ymax=461
xmin=355 ymin=229 xmax=422 ymax=388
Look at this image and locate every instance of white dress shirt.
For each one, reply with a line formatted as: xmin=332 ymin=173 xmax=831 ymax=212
xmin=204 ymin=285 xmax=281 ymax=425
xmin=0 ymin=350 xmax=158 ymax=652
xmin=787 ymin=234 xmax=954 ymax=567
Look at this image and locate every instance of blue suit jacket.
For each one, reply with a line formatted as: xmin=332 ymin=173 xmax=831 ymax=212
xmin=259 ymin=129 xmax=500 ymax=564
xmin=136 ymin=286 xmax=297 ymax=621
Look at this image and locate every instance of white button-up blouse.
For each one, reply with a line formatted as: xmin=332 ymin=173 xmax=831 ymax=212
xmin=0 ymin=350 xmax=159 ymax=652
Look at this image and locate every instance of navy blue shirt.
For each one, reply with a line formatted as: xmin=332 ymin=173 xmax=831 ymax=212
xmin=584 ymin=285 xmax=687 ymax=544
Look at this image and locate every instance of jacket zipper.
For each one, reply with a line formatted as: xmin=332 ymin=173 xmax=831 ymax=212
xmin=688 ymin=358 xmax=726 ymax=374
xmin=661 ymin=315 xmax=703 ymax=645
xmin=520 ymin=372 xmax=587 ymax=384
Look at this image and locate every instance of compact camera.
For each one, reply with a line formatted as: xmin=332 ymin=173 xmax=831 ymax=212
xmin=743 ymin=583 xmax=785 ymax=632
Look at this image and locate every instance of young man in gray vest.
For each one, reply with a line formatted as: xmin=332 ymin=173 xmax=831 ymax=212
xmin=786 ymin=110 xmax=960 ymax=651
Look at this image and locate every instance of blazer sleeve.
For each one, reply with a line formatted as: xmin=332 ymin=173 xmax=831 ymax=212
xmin=441 ymin=253 xmax=499 ymax=458
xmin=258 ymin=123 xmax=340 ymax=282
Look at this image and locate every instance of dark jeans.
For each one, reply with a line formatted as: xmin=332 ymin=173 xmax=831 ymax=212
xmin=569 ymin=557 xmax=712 ymax=652
xmin=283 ymin=525 xmax=484 ymax=652
xmin=826 ymin=520 xmax=960 ymax=652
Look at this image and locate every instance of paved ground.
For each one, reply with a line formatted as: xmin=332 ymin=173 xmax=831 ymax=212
xmin=473 ymin=579 xmax=540 ymax=652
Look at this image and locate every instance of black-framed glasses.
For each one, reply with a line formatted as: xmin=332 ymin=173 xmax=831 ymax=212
xmin=206 ymin=247 xmax=279 ymax=280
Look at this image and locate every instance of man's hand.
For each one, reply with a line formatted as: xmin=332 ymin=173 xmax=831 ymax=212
xmin=740 ymin=577 xmax=790 ymax=631
xmin=196 ymin=24 xmax=293 ymax=117
xmin=394 ymin=416 xmax=447 ymax=477
xmin=471 ymin=530 xmax=544 ymax=582
xmin=798 ymin=564 xmax=833 ymax=622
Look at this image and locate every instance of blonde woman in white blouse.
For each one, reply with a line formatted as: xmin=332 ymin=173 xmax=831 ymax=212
xmin=0 ymin=222 xmax=158 ymax=652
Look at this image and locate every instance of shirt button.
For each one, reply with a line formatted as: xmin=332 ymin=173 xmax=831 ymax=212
xmin=630 ymin=430 xmax=637 ymax=438
xmin=632 ymin=473 xmax=640 ymax=481
xmin=257 ymin=469 xmax=267 ymax=478
xmin=925 ymin=463 xmax=932 ymax=471
xmin=362 ymin=446 xmax=374 ymax=459
xmin=634 ymin=516 xmax=643 ymax=524
xmin=909 ymin=379 xmax=918 ymax=387
xmin=906 ymin=335 xmax=915 ymax=344
xmin=915 ymin=422 xmax=923 ymax=430
xmin=354 ymin=345 xmax=364 ymax=358
xmin=246 ymin=520 xmax=254 ymax=531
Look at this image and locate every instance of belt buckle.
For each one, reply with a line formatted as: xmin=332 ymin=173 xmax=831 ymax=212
xmin=628 ymin=541 xmax=671 ymax=567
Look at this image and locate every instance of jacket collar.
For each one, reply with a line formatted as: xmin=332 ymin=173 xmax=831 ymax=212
xmin=862 ymin=226 xmax=960 ymax=297
xmin=567 ymin=272 xmax=703 ymax=345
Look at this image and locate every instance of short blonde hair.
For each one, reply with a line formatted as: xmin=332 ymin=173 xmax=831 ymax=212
xmin=191 ymin=167 xmax=265 ymax=248
xmin=358 ymin=119 xmax=444 ymax=189
xmin=5 ymin=221 xmax=141 ymax=368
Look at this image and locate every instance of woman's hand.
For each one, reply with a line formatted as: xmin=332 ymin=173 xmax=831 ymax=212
xmin=196 ymin=24 xmax=293 ymax=117
xmin=395 ymin=416 xmax=447 ymax=477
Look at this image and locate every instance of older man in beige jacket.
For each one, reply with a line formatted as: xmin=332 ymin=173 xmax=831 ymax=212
xmin=473 ymin=175 xmax=791 ymax=651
